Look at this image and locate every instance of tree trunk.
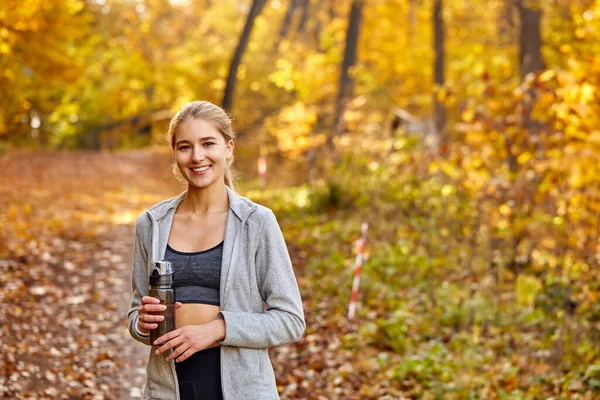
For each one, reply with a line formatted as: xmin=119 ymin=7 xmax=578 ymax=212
xmin=221 ymin=0 xmax=267 ymax=112
xmin=433 ymin=0 xmax=447 ymax=149
xmin=327 ymin=0 xmax=363 ymax=153
xmin=518 ymin=0 xmax=544 ymax=81
xmin=297 ymin=0 xmax=310 ymax=33
xmin=517 ymin=0 xmax=544 ymax=130
xmin=273 ymin=0 xmax=298 ymax=52
xmin=279 ymin=0 xmax=298 ymax=40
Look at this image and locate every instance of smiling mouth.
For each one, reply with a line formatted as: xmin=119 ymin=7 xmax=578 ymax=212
xmin=190 ymin=165 xmax=211 ymax=175
xmin=190 ymin=165 xmax=211 ymax=172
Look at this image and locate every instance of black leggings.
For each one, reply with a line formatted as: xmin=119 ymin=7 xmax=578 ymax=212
xmin=175 ymin=346 xmax=223 ymax=400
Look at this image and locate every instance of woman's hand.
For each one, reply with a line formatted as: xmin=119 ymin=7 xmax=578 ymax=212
xmin=137 ymin=296 xmax=182 ymax=334
xmin=154 ymin=319 xmax=226 ymax=362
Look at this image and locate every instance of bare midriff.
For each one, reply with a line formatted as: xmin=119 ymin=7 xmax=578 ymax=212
xmin=176 ymin=303 xmax=221 ymax=348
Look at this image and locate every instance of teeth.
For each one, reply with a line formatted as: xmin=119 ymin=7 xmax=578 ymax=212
xmin=191 ymin=166 xmax=210 ymax=172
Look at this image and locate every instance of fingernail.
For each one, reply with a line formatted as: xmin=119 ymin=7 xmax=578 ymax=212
xmin=154 ymin=340 xmax=158 ymax=345
xmin=155 ymin=350 xmax=159 ymax=355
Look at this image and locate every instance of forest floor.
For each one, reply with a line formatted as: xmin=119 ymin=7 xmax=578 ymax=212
xmin=3 ymin=150 xmax=595 ymax=400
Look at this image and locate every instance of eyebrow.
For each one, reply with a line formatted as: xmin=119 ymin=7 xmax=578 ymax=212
xmin=175 ymin=137 xmax=219 ymax=146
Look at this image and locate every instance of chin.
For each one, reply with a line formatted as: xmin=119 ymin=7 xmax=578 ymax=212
xmin=187 ymin=178 xmax=220 ymax=189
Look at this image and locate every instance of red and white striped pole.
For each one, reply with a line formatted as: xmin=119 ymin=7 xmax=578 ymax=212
xmin=258 ymin=154 xmax=267 ymax=189
xmin=348 ymin=222 xmax=368 ymax=320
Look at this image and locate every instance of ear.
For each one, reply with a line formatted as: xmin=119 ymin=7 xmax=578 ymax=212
xmin=226 ymin=139 xmax=234 ymax=160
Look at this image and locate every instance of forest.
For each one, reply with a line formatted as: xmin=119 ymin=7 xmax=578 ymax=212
xmin=1 ymin=0 xmax=599 ymax=398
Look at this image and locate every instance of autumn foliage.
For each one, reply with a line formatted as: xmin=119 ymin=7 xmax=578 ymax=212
xmin=2 ymin=0 xmax=600 ymax=399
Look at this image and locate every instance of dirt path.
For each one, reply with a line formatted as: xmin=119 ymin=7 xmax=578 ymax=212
xmin=0 ymin=150 xmax=181 ymax=398
xmin=108 ymin=224 xmax=149 ymax=399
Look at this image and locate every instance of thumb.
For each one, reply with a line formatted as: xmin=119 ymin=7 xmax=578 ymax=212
xmin=175 ymin=302 xmax=183 ymax=309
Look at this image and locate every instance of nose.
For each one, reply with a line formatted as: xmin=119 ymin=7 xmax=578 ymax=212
xmin=191 ymin=146 xmax=205 ymax=163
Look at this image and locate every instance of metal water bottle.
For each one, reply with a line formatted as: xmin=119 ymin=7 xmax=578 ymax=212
xmin=148 ymin=260 xmax=175 ymax=345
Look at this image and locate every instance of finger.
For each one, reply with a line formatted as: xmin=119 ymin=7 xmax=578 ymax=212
xmin=142 ymin=296 xmax=160 ymax=305
xmin=139 ymin=321 xmax=158 ymax=331
xmin=166 ymin=342 xmax=191 ymax=362
xmin=142 ymin=304 xmax=167 ymax=313
xmin=136 ymin=321 xmax=151 ymax=334
xmin=156 ymin=335 xmax=183 ymax=354
xmin=175 ymin=347 xmax=197 ymax=363
xmin=140 ymin=314 xmax=165 ymax=323
xmin=154 ymin=328 xmax=181 ymax=347
xmin=175 ymin=302 xmax=183 ymax=309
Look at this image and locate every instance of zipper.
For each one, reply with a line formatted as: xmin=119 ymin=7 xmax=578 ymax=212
xmin=146 ymin=211 xmax=181 ymax=400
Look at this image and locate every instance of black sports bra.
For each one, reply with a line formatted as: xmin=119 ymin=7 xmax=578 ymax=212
xmin=164 ymin=241 xmax=223 ymax=306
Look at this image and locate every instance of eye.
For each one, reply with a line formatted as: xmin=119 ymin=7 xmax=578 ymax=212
xmin=178 ymin=145 xmax=191 ymax=150
xmin=203 ymin=142 xmax=216 ymax=147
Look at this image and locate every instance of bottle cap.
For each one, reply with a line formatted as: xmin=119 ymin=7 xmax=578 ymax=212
xmin=148 ymin=260 xmax=173 ymax=287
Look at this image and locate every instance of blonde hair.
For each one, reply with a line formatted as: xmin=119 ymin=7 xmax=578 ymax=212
xmin=167 ymin=101 xmax=237 ymax=190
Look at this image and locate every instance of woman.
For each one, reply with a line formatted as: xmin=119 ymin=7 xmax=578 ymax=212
xmin=126 ymin=100 xmax=306 ymax=400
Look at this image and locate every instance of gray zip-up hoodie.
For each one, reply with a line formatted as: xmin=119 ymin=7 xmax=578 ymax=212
xmin=126 ymin=186 xmax=306 ymax=399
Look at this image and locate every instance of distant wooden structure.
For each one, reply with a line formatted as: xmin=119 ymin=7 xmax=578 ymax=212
xmin=391 ymin=107 xmax=423 ymax=134
xmin=88 ymin=109 xmax=173 ymax=150
xmin=390 ymin=107 xmax=439 ymax=152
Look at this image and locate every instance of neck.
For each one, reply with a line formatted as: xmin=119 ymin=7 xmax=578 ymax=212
xmin=179 ymin=184 xmax=229 ymax=215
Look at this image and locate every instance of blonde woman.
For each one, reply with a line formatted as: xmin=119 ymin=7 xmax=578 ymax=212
xmin=126 ymin=100 xmax=305 ymax=399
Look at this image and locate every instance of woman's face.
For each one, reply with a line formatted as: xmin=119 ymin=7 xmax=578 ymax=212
xmin=173 ymin=118 xmax=234 ymax=189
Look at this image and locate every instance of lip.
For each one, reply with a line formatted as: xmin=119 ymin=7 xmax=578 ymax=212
xmin=190 ymin=165 xmax=211 ymax=175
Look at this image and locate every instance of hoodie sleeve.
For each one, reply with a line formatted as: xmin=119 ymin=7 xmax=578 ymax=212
xmin=127 ymin=214 xmax=151 ymax=346
xmin=217 ymin=209 xmax=306 ymax=348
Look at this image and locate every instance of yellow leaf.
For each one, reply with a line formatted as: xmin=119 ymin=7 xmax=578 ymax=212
xmin=210 ymin=79 xmax=225 ymax=90
xmin=581 ymin=83 xmax=595 ymax=103
xmin=538 ymin=69 xmax=555 ymax=83
xmin=568 ymin=167 xmax=584 ymax=188
xmin=589 ymin=131 xmax=600 ymax=144
xmin=437 ymin=87 xmax=449 ymax=102
xmin=8 ymin=205 xmax=18 ymax=220
xmin=461 ymin=110 xmax=474 ymax=123
xmin=517 ymin=151 xmax=532 ymax=165
xmin=499 ymin=204 xmax=511 ymax=216
xmin=560 ymin=44 xmax=572 ymax=53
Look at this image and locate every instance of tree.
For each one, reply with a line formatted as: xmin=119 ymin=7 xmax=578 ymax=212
xmin=0 ymin=0 xmax=89 ymax=142
xmin=221 ymin=0 xmax=267 ymax=112
xmin=279 ymin=0 xmax=298 ymax=43
xmin=433 ymin=0 xmax=447 ymax=149
xmin=328 ymin=0 xmax=363 ymax=154
xmin=516 ymin=0 xmax=544 ymax=132
xmin=517 ymin=0 xmax=544 ymax=81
